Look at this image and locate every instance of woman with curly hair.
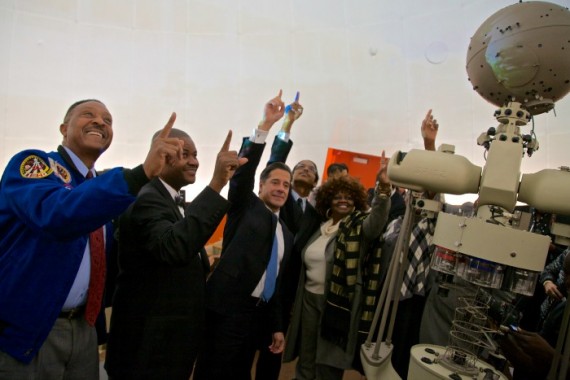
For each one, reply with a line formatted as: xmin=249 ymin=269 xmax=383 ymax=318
xmin=283 ymin=160 xmax=392 ymax=380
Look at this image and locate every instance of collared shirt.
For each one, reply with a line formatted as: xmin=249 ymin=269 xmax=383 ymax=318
xmin=251 ymin=210 xmax=285 ymax=298
xmin=249 ymin=129 xmax=287 ymax=297
xmin=159 ymin=178 xmax=185 ymax=216
xmin=249 ymin=127 xmax=290 ymax=144
xmin=291 ymin=189 xmax=306 ymax=212
xmin=61 ymin=146 xmax=102 ymax=309
xmin=250 ymin=128 xmax=269 ymax=144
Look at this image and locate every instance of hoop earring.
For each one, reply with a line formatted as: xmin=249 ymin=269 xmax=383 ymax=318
xmin=326 ymin=208 xmax=332 ymax=219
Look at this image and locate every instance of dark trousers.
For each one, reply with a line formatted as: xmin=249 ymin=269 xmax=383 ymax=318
xmin=194 ymin=298 xmax=279 ymax=380
xmin=391 ymin=295 xmax=426 ymax=379
xmin=255 ymin=347 xmax=282 ymax=380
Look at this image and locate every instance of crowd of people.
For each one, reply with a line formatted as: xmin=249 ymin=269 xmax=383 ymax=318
xmin=0 ymin=93 xmax=567 ymax=380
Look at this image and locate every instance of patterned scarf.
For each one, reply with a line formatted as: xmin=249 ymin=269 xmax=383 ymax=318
xmin=321 ymin=210 xmax=383 ymax=349
xmin=400 ymin=217 xmax=436 ymax=299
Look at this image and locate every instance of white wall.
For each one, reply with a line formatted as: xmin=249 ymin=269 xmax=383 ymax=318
xmin=0 ymin=0 xmax=569 ymax=202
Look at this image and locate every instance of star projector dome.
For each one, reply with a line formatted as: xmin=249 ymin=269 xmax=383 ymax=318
xmin=466 ymin=1 xmax=570 ymax=115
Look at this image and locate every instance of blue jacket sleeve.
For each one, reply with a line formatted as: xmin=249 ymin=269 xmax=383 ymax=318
xmin=0 ymin=150 xmax=136 ymax=239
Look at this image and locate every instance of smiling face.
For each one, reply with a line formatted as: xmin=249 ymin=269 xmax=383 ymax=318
xmin=330 ymin=191 xmax=354 ymax=222
xmin=160 ymin=135 xmax=198 ymax=190
xmin=259 ymin=168 xmax=291 ymax=212
xmin=292 ymin=160 xmax=318 ymax=189
xmin=60 ymin=100 xmax=113 ymax=164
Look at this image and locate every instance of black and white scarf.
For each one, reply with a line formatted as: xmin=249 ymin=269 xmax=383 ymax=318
xmin=321 ymin=210 xmax=383 ymax=349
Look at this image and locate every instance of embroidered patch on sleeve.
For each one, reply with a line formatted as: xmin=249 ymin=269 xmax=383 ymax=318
xmin=19 ymin=155 xmax=53 ymax=179
xmin=48 ymin=157 xmax=71 ymax=184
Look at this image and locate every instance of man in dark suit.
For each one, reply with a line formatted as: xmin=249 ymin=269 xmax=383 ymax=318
xmin=104 ymin=129 xmax=245 ymax=379
xmin=194 ymin=91 xmax=295 ymax=380
xmin=276 ymin=155 xmax=323 ymax=302
xmin=268 ymin=106 xmax=321 ymax=251
xmin=254 ymin=94 xmax=324 ymax=379
xmin=266 ymin=92 xmax=321 ymax=282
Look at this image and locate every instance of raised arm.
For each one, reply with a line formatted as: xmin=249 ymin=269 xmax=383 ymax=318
xmin=279 ymin=91 xmax=303 ymax=135
xmin=209 ymin=130 xmax=248 ymax=193
xmin=258 ymin=89 xmax=286 ymax=132
xmin=421 ymin=110 xmax=440 ymax=199
xmin=269 ymin=92 xmax=304 ymax=165
xmin=229 ymin=91 xmax=286 ymax=206
xmin=363 ymin=150 xmax=391 ymax=240
xmin=421 ymin=109 xmax=439 ymax=151
xmin=142 ymin=112 xmax=185 ymax=178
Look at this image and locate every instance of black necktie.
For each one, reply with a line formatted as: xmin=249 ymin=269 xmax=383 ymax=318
xmin=175 ymin=194 xmax=185 ymax=208
xmin=297 ymin=197 xmax=304 ymax=212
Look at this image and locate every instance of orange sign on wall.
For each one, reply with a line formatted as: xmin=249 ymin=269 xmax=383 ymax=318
xmin=322 ymin=147 xmax=382 ymax=189
xmin=206 ymin=215 xmax=226 ymax=246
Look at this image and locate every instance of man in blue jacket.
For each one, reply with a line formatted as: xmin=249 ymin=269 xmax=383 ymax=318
xmin=0 ymin=99 xmax=182 ymax=380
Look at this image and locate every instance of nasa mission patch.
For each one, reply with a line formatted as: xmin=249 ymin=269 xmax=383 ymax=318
xmin=48 ymin=157 xmax=71 ymax=184
xmin=19 ymin=155 xmax=53 ymax=179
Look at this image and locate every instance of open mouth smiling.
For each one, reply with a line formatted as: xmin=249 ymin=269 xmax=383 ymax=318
xmin=86 ymin=130 xmax=105 ymax=139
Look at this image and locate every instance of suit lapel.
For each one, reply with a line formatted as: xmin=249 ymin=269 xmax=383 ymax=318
xmin=150 ymin=178 xmax=183 ymax=220
xmin=277 ymin=216 xmax=294 ymax=275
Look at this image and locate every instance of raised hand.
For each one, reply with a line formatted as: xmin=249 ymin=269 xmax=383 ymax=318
xmin=143 ymin=112 xmax=184 ymax=178
xmin=209 ymin=130 xmax=248 ymax=193
xmin=280 ymin=91 xmax=303 ymax=134
xmin=258 ymin=90 xmax=285 ymax=131
xmin=283 ymin=91 xmax=303 ymax=125
xmin=374 ymin=150 xmax=391 ymax=197
xmin=421 ymin=109 xmax=438 ymax=151
xmin=378 ymin=150 xmax=390 ymax=185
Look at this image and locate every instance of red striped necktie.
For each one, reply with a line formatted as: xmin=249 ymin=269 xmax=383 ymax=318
xmin=84 ymin=170 xmax=106 ymax=326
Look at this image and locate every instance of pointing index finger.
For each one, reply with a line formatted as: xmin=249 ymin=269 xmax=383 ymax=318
xmin=158 ymin=112 xmax=177 ymax=139
xmin=380 ymin=150 xmax=389 ymax=168
xmin=221 ymin=130 xmax=232 ymax=152
xmin=294 ymin=91 xmax=300 ymax=102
